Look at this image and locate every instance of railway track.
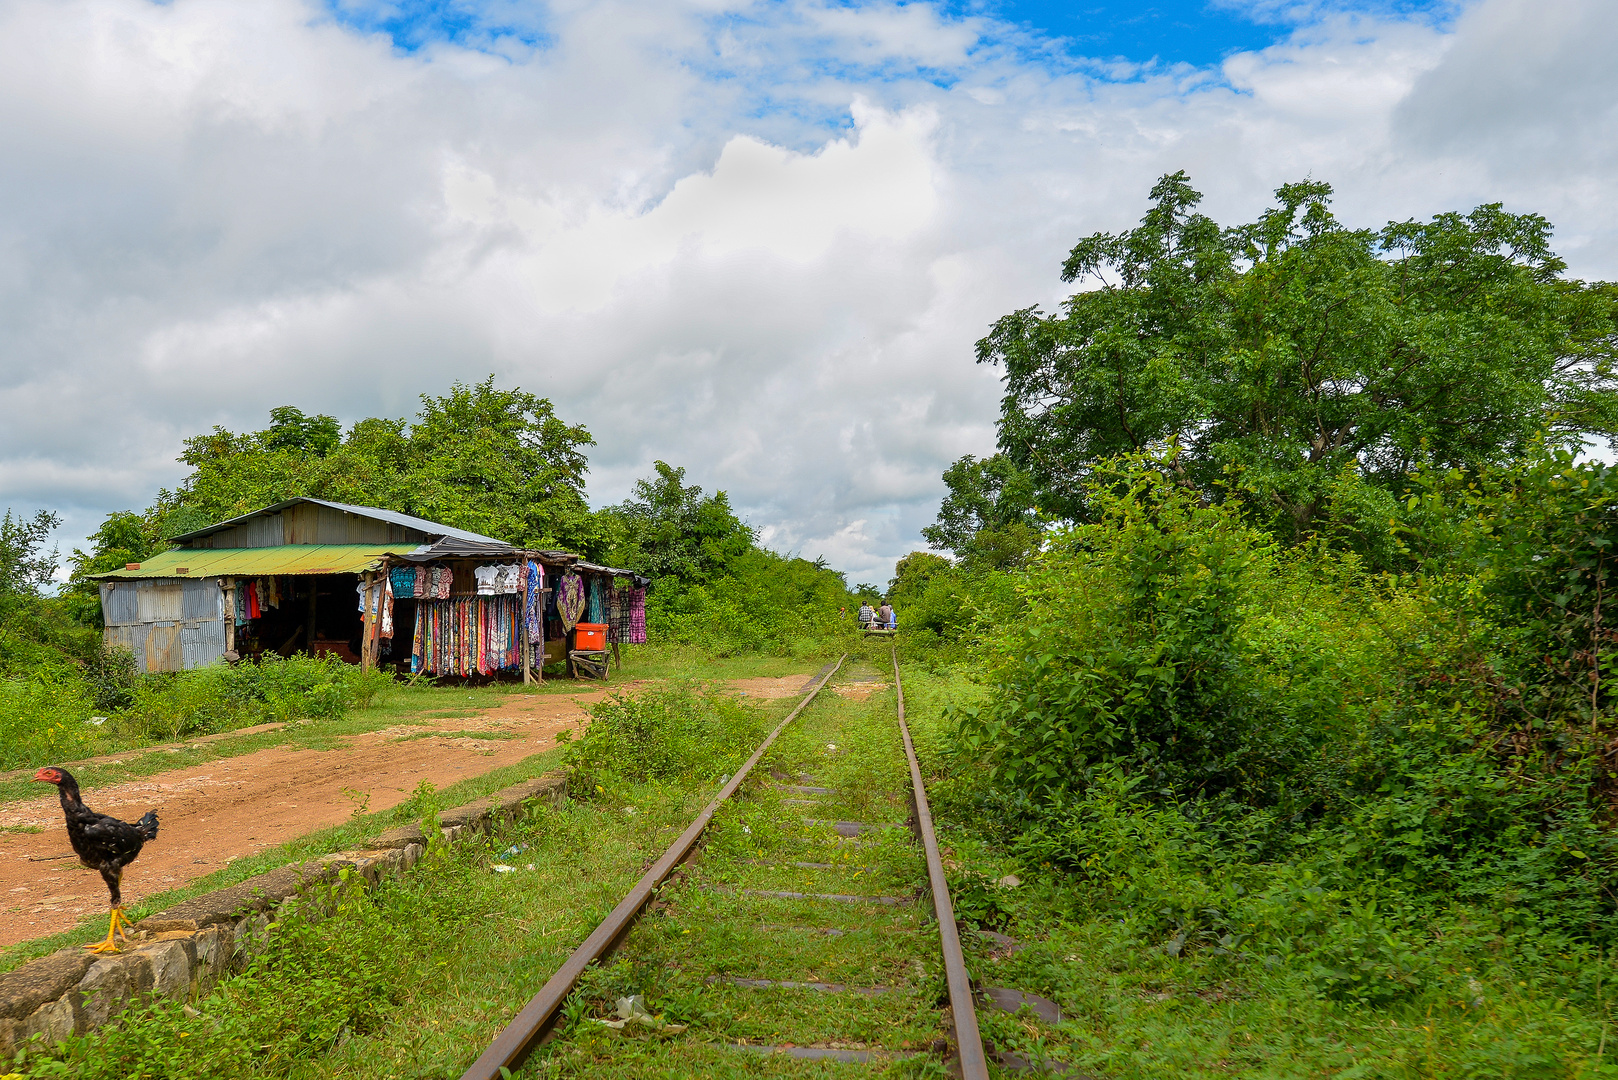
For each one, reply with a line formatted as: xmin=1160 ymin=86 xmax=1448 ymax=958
xmin=462 ymin=649 xmax=989 ymax=1079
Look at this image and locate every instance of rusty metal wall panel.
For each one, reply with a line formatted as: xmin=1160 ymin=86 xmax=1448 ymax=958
xmin=198 ymin=514 xmax=285 ymax=549
xmin=134 ymin=581 xmax=184 ymax=623
xmin=103 ymin=623 xmax=149 ymax=668
xmin=101 ymin=582 xmax=138 ymax=626
xmin=302 ymin=505 xmax=407 ymax=545
xmin=144 ymin=623 xmax=182 ymax=672
xmin=285 ymin=504 xmax=319 ymax=544
xmin=181 ymin=619 xmax=227 ymax=669
xmin=180 ymin=578 xmax=222 ymax=620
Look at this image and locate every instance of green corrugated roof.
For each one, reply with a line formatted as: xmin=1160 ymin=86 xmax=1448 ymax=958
xmin=90 ymin=545 xmax=398 ymax=580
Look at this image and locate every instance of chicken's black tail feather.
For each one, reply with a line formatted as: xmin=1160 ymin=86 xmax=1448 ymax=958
xmin=135 ymin=810 xmax=159 ymax=842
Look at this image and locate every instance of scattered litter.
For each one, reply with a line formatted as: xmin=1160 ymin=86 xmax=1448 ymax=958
xmin=998 ymin=874 xmax=1022 ymax=888
xmin=502 ymin=844 xmax=528 ymax=857
xmin=624 ymin=806 xmax=637 ymax=815
xmin=742 ymin=825 xmax=751 ymax=835
xmin=592 ymin=995 xmax=687 ymax=1034
xmin=526 ymin=864 xmax=536 ymax=871
xmin=719 ymin=774 xmax=731 ymax=785
xmin=491 ymin=864 xmax=517 ymax=874
xmin=826 ymin=743 xmax=838 ymax=751
xmin=88 ymin=716 xmax=107 ymax=726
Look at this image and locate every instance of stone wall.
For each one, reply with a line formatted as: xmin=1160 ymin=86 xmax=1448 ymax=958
xmin=0 ymin=772 xmax=566 ymax=1054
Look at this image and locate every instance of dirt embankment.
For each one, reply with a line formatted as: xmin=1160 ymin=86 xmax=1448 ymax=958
xmin=0 ymin=674 xmax=816 ymax=950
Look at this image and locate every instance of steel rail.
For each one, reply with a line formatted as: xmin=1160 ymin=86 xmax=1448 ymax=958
xmin=460 ymin=654 xmax=847 ymax=1080
xmin=894 ymin=647 xmax=990 ymax=1080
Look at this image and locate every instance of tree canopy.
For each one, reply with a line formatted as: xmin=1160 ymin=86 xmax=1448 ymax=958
xmin=597 ymin=461 xmax=755 ymax=584
xmin=920 ymin=453 xmax=1041 ymax=569
xmin=969 ymin=172 xmax=1618 ymax=538
xmin=152 ymin=378 xmax=597 ymax=550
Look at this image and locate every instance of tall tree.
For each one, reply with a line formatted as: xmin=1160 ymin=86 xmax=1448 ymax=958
xmin=151 ymin=378 xmax=597 ymax=550
xmin=921 ymin=453 xmax=1041 ymax=570
xmin=976 ymin=172 xmax=1618 ymax=537
xmin=599 ymin=461 xmax=754 ymax=582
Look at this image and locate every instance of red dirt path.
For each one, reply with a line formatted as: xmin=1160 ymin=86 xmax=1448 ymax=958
xmin=0 ymin=675 xmax=811 ymax=948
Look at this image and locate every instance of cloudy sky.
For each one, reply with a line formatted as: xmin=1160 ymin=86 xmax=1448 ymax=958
xmin=2 ymin=0 xmax=1615 ymax=587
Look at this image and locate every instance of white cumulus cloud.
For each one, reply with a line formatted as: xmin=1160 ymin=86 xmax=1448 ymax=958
xmin=0 ymin=0 xmax=1613 ymax=588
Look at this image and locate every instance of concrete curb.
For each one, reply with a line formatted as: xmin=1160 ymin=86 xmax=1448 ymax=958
xmin=0 ymin=772 xmax=566 ymax=1053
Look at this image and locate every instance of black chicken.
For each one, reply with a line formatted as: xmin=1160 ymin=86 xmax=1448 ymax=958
xmin=33 ymin=766 xmax=159 ymax=954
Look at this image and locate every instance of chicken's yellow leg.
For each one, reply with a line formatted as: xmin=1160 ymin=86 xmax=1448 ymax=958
xmin=84 ymin=907 xmax=125 ymax=954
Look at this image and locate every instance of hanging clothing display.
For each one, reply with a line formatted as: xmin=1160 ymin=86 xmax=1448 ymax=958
xmin=611 ymin=588 xmax=635 ymax=644
xmin=524 ymin=561 xmax=545 ymax=645
xmin=557 ymin=571 xmax=586 ymax=631
xmin=380 ymin=574 xmax=394 ymax=638
xmin=246 ymin=580 xmax=262 ymax=620
xmin=410 ymin=595 xmax=523 ymax=676
xmin=607 ymin=588 xmax=622 ymax=643
xmin=233 ymin=584 xmax=248 ymax=626
xmin=474 ymin=565 xmax=499 ymax=595
xmin=586 ymin=576 xmax=606 ymax=625
xmin=627 ymin=588 xmax=647 ymax=644
xmin=390 ymin=566 xmax=417 ymax=597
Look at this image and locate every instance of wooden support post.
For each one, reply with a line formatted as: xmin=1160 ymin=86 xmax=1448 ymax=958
xmin=521 ymin=576 xmax=532 ymax=685
xmin=360 ymin=573 xmax=376 ymax=673
xmin=223 ymin=578 xmax=236 ymax=658
xmin=613 ymin=640 xmax=621 ymax=671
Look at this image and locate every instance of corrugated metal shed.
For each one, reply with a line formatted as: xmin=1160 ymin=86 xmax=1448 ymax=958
xmin=167 ymin=497 xmax=508 ymax=547
xmin=91 ymin=544 xmax=398 ymax=580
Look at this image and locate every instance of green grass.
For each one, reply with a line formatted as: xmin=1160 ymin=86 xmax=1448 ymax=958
xmin=7 ymin=653 xmax=959 ymax=1079
xmin=897 ymin=663 xmax=1618 ymax=1080
xmin=0 ymin=645 xmax=829 ymax=808
xmin=0 ymin=745 xmax=569 ymax=977
xmin=14 ymin=647 xmax=1613 ymax=1076
xmin=2 ymin=651 xmax=825 ymax=978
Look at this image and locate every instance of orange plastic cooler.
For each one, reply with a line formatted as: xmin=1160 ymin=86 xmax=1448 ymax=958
xmin=574 ymin=623 xmax=607 ymax=650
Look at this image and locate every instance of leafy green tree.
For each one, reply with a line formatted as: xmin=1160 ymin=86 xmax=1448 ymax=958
xmin=887 ymin=551 xmax=953 ymax=603
xmin=0 ymin=510 xmax=60 ymax=606
xmin=978 ymin=172 xmax=1618 ymax=539
xmin=598 ymin=461 xmax=754 ymax=582
xmin=63 ymin=512 xmax=164 ymax=626
xmin=0 ymin=509 xmax=88 ymax=671
xmin=261 ymin=407 xmax=341 ymax=456
xmin=921 ymin=453 xmax=1042 ymax=570
xmin=156 ymin=377 xmax=597 ymax=550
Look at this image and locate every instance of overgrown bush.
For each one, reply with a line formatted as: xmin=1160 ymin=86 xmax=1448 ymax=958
xmin=945 ymin=457 xmax=1618 ymax=999
xmin=647 ymin=548 xmax=856 ymax=657
xmin=112 ymin=654 xmax=389 ymax=742
xmin=0 ymin=653 xmax=389 ymax=770
xmin=563 ymin=682 xmax=768 ymax=793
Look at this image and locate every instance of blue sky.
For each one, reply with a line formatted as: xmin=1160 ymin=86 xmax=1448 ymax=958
xmin=326 ymin=1 xmax=1460 ymax=69
xmin=986 ymin=0 xmax=1458 ymax=65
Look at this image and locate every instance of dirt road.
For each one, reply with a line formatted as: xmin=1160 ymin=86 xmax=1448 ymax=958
xmin=0 ymin=675 xmax=812 ymax=949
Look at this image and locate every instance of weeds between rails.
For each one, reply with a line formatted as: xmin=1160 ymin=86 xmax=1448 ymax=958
xmin=472 ymin=652 xmax=985 ymax=1079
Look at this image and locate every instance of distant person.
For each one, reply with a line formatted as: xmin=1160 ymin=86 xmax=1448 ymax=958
xmin=858 ymin=601 xmax=875 ymax=628
xmin=878 ymin=602 xmax=893 ymax=629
